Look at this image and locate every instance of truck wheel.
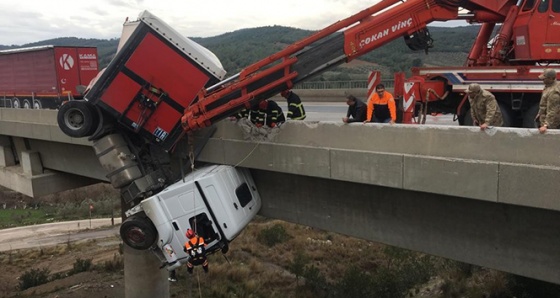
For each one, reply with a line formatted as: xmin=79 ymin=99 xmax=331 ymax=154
xmin=120 ymin=215 xmax=158 ymax=250
xmin=33 ymin=100 xmax=42 ymax=109
xmin=22 ymin=100 xmax=31 ymax=109
xmin=522 ymin=104 xmax=539 ymax=128
xmin=11 ymin=98 xmax=20 ymax=109
xmin=57 ymin=100 xmax=95 ymax=138
xmin=462 ymin=109 xmax=474 ymax=126
xmin=498 ymin=103 xmax=512 ymax=127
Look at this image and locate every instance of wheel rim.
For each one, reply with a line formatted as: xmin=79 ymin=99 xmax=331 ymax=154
xmin=12 ymin=99 xmax=19 ymax=109
xmin=23 ymin=101 xmax=31 ymax=109
xmin=33 ymin=101 xmax=42 ymax=109
xmin=126 ymin=227 xmax=147 ymax=245
xmin=64 ymin=108 xmax=85 ymax=130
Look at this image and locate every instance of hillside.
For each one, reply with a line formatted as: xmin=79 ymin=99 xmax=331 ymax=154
xmin=0 ymin=25 xmax=479 ymax=82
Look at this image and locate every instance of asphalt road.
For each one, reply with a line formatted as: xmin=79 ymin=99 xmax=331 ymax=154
xmin=284 ymin=102 xmax=458 ymax=125
xmin=0 ymin=218 xmax=122 ymax=252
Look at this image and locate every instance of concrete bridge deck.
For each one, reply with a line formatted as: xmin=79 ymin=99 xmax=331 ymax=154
xmin=0 ymin=108 xmax=558 ymax=284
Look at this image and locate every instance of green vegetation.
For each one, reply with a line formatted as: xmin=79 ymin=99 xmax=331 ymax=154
xmin=0 ymin=209 xmax=48 ymax=227
xmin=0 ymin=184 xmax=120 ymax=228
xmin=18 ymin=268 xmax=50 ymax=290
xmin=0 ymin=25 xmax=478 ymax=82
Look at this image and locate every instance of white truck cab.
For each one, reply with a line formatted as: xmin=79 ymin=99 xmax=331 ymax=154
xmin=120 ymin=165 xmax=261 ymax=269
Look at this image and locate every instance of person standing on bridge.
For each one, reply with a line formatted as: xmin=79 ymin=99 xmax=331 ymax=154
xmin=536 ymin=68 xmax=560 ymax=134
xmin=343 ymin=94 xmax=367 ymax=123
xmin=364 ymin=84 xmax=396 ymax=124
xmin=184 ymin=228 xmax=209 ymax=274
xmin=256 ymin=99 xmax=286 ymax=128
xmin=281 ymin=89 xmax=306 ymax=120
xmin=466 ymin=83 xmax=503 ymax=131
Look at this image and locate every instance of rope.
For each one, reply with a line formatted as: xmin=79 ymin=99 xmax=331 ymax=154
xmin=233 ymin=141 xmax=261 ymax=168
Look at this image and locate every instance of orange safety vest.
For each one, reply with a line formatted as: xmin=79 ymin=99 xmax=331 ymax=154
xmin=185 ymin=236 xmax=207 ymax=260
xmin=367 ymin=90 xmax=396 ymax=122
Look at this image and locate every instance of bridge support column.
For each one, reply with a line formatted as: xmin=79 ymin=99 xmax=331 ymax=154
xmin=0 ymin=145 xmax=15 ymax=167
xmin=21 ymin=150 xmax=43 ymax=175
xmin=124 ymin=245 xmax=169 ymax=298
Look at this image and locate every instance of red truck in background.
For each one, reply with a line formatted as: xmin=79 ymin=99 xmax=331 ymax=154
xmin=0 ymin=45 xmax=99 ymax=109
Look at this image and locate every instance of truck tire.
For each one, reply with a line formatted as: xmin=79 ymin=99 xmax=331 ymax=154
xmin=11 ymin=98 xmax=20 ymax=109
xmin=22 ymin=100 xmax=31 ymax=109
xmin=498 ymin=102 xmax=512 ymax=127
xmin=57 ymin=100 xmax=95 ymax=138
xmin=120 ymin=215 xmax=158 ymax=250
xmin=522 ymin=103 xmax=539 ymax=128
xmin=462 ymin=109 xmax=474 ymax=126
xmin=33 ymin=100 xmax=42 ymax=109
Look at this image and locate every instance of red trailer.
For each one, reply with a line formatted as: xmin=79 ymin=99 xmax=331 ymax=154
xmin=0 ymin=45 xmax=99 ymax=109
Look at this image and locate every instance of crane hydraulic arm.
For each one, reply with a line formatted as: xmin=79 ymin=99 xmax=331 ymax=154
xmin=181 ymin=0 xmax=466 ymax=134
xmin=180 ymin=0 xmax=519 ymax=136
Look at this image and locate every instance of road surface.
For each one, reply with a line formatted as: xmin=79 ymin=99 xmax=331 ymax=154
xmin=0 ymin=218 xmax=122 ymax=252
xmin=284 ymin=102 xmax=458 ymax=125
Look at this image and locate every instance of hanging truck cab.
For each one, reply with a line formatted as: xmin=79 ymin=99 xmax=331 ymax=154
xmin=120 ymin=164 xmax=261 ymax=270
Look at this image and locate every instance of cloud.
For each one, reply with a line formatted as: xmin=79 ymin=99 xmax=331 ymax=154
xmin=1 ymin=0 xmax=465 ymax=46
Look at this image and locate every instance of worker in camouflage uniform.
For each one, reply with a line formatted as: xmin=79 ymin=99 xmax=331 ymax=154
xmin=466 ymin=83 xmax=503 ymax=130
xmin=536 ymin=68 xmax=560 ymax=134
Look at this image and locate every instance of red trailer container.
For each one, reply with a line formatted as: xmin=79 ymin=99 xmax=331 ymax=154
xmin=0 ymin=45 xmax=99 ymax=109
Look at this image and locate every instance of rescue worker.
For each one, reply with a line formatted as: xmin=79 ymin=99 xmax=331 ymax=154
xmin=466 ymin=83 xmax=503 ymax=130
xmin=536 ymin=68 xmax=560 ymax=134
xmin=183 ymin=228 xmax=208 ymax=274
xmin=343 ymin=94 xmax=367 ymax=123
xmin=364 ymin=84 xmax=396 ymax=124
xmin=233 ymin=104 xmax=259 ymax=124
xmin=281 ymin=89 xmax=306 ymax=120
xmin=256 ymin=99 xmax=286 ymax=128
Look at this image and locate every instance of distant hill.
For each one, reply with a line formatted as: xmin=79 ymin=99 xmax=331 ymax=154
xmin=0 ymin=25 xmax=480 ymax=81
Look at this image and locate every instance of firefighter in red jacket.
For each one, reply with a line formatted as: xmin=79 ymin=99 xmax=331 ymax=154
xmin=183 ymin=228 xmax=209 ymax=274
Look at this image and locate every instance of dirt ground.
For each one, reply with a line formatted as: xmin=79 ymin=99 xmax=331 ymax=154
xmin=0 ymin=236 xmax=125 ymax=298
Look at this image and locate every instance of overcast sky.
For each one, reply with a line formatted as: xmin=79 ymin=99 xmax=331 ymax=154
xmin=0 ymin=0 xmax=469 ymax=46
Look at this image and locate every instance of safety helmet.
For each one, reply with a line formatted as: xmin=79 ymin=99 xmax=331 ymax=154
xmin=259 ymin=100 xmax=268 ymax=110
xmin=185 ymin=228 xmax=195 ymax=239
xmin=280 ymin=90 xmax=290 ymax=97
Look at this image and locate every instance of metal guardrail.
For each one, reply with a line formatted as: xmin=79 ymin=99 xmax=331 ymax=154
xmin=293 ymin=80 xmax=394 ymax=90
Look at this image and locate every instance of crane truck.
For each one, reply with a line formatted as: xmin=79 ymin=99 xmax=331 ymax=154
xmin=56 ymin=0 xmax=559 ymax=269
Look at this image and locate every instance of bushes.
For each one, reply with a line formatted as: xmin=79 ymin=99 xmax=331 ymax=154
xmin=18 ymin=267 xmax=50 ymax=290
xmin=257 ymin=224 xmax=292 ymax=247
xmin=69 ymin=258 xmax=92 ymax=275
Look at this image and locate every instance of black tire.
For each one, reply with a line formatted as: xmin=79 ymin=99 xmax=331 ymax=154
xmin=522 ymin=103 xmax=540 ymax=128
xmin=462 ymin=109 xmax=474 ymax=126
xmin=57 ymin=100 xmax=95 ymax=138
xmin=85 ymin=103 xmax=101 ymax=136
xmin=22 ymin=100 xmax=31 ymax=109
xmin=498 ymin=102 xmax=512 ymax=127
xmin=120 ymin=215 xmax=158 ymax=250
xmin=33 ymin=100 xmax=42 ymax=109
xmin=11 ymin=98 xmax=20 ymax=109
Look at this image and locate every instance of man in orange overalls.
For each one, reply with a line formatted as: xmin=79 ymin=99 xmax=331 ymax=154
xmin=364 ymin=83 xmax=396 ymax=124
xmin=183 ymin=228 xmax=209 ymax=274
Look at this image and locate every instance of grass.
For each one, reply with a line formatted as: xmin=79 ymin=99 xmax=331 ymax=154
xmin=0 ymin=209 xmax=50 ymax=228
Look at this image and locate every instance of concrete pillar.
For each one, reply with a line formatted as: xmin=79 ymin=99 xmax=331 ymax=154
xmin=0 ymin=145 xmax=15 ymax=167
xmin=123 ymin=245 xmax=169 ymax=298
xmin=21 ymin=150 xmax=43 ymax=175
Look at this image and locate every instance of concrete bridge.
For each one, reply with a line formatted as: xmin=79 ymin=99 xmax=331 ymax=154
xmin=0 ymin=108 xmax=559 ymax=288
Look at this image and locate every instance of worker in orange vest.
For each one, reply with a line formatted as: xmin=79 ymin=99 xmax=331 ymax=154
xmin=183 ymin=228 xmax=209 ymax=274
xmin=364 ymin=83 xmax=396 ymax=124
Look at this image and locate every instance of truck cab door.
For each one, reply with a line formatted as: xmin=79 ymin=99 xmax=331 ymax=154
xmin=539 ymin=0 xmax=560 ymax=59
